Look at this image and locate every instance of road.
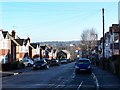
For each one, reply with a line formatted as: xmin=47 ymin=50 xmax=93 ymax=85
xmin=2 ymin=62 xmax=120 ymax=90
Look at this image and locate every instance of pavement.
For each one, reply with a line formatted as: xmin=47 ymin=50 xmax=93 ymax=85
xmin=0 ymin=67 xmax=32 ymax=77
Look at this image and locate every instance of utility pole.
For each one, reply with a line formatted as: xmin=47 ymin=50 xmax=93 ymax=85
xmin=102 ymin=8 xmax=105 ymax=69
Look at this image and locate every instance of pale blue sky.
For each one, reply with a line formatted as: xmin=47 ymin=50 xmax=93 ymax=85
xmin=1 ymin=2 xmax=118 ymax=42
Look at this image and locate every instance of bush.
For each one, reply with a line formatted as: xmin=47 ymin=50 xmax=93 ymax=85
xmin=114 ymin=56 xmax=120 ymax=75
xmin=18 ymin=62 xmax=25 ymax=69
xmin=104 ymin=58 xmax=110 ymax=70
xmin=11 ymin=61 xmax=19 ymax=70
xmin=108 ymin=55 xmax=120 ymax=75
xmin=2 ymin=63 xmax=12 ymax=71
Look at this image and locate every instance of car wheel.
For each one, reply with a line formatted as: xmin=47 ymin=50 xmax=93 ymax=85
xmin=45 ymin=65 xmax=49 ymax=69
xmin=33 ymin=67 xmax=37 ymax=70
xmin=28 ymin=63 xmax=30 ymax=67
xmin=75 ymin=70 xmax=79 ymax=74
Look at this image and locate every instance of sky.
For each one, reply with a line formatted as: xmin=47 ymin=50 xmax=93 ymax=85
xmin=1 ymin=1 xmax=119 ymax=42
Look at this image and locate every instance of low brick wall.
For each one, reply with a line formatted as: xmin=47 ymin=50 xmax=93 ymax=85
xmin=110 ymin=55 xmax=120 ymax=76
xmin=1 ymin=61 xmax=25 ymax=71
xmin=97 ymin=56 xmax=120 ymax=76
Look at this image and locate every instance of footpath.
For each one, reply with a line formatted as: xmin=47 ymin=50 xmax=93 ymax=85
xmin=0 ymin=67 xmax=32 ymax=77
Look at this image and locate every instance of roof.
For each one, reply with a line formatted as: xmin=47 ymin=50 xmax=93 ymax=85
xmin=2 ymin=31 xmax=8 ymax=39
xmin=8 ymin=34 xmax=19 ymax=45
xmin=15 ymin=39 xmax=28 ymax=46
xmin=46 ymin=48 xmax=51 ymax=52
xmin=9 ymin=34 xmax=20 ymax=39
xmin=30 ymin=43 xmax=38 ymax=49
xmin=40 ymin=45 xmax=46 ymax=50
xmin=62 ymin=50 xmax=70 ymax=54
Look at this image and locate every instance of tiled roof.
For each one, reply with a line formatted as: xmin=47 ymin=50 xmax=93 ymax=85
xmin=40 ymin=45 xmax=46 ymax=50
xmin=15 ymin=39 xmax=28 ymax=46
xmin=62 ymin=50 xmax=70 ymax=54
xmin=30 ymin=43 xmax=38 ymax=49
xmin=2 ymin=31 xmax=8 ymax=39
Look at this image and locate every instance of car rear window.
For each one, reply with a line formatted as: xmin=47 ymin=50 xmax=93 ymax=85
xmin=78 ymin=60 xmax=90 ymax=64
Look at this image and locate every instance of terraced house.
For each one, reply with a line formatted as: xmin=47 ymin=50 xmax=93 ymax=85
xmin=0 ymin=30 xmax=11 ymax=63
xmin=98 ymin=24 xmax=120 ymax=60
xmin=0 ymin=30 xmax=32 ymax=63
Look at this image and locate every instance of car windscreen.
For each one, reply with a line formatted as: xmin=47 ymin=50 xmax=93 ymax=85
xmin=78 ymin=60 xmax=90 ymax=64
xmin=35 ymin=61 xmax=44 ymax=64
xmin=61 ymin=59 xmax=66 ymax=61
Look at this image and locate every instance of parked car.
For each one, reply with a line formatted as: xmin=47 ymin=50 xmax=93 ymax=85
xmin=67 ymin=59 xmax=71 ymax=63
xmin=60 ymin=59 xmax=68 ymax=64
xmin=75 ymin=58 xmax=92 ymax=74
xmin=20 ymin=58 xmax=34 ymax=67
xmin=50 ymin=59 xmax=60 ymax=66
xmin=33 ymin=57 xmax=40 ymax=63
xmin=32 ymin=59 xmax=49 ymax=70
xmin=44 ymin=58 xmax=51 ymax=67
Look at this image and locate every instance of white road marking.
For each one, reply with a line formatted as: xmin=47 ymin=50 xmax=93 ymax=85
xmin=13 ymin=72 xmax=19 ymax=75
xmin=55 ymin=84 xmax=65 ymax=88
xmin=91 ymin=73 xmax=99 ymax=90
xmin=77 ymin=81 xmax=83 ymax=90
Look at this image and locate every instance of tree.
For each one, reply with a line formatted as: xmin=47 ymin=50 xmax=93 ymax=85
xmin=80 ymin=28 xmax=98 ymax=58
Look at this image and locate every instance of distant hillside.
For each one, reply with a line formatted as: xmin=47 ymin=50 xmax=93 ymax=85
xmin=32 ymin=40 xmax=80 ymax=47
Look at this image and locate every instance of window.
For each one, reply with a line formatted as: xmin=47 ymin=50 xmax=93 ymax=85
xmin=3 ymin=41 xmax=5 ymax=48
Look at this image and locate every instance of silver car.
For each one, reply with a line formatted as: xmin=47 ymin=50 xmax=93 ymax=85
xmin=21 ymin=58 xmax=34 ymax=67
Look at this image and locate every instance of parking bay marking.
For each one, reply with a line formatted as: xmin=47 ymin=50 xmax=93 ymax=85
xmin=77 ymin=81 xmax=83 ymax=90
xmin=91 ymin=73 xmax=99 ymax=90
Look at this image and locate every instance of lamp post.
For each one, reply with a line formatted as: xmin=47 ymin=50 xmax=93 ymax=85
xmin=102 ymin=8 xmax=105 ymax=69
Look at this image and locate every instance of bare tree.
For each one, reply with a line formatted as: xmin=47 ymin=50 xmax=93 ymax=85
xmin=80 ymin=28 xmax=98 ymax=58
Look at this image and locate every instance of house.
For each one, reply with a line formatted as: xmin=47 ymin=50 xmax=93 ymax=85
xmin=30 ymin=43 xmax=57 ymax=60
xmin=98 ymin=24 xmax=120 ymax=60
xmin=15 ymin=38 xmax=31 ymax=61
xmin=10 ymin=30 xmax=31 ymax=62
xmin=29 ymin=43 xmax=34 ymax=59
xmin=10 ymin=31 xmax=20 ymax=62
xmin=104 ymin=32 xmax=111 ymax=58
xmin=0 ymin=30 xmax=11 ymax=63
xmin=57 ymin=50 xmax=71 ymax=59
xmin=52 ymin=49 xmax=57 ymax=59
xmin=98 ymin=37 xmax=103 ymax=60
xmin=110 ymin=24 xmax=120 ymax=56
xmin=40 ymin=45 xmax=47 ymax=59
xmin=31 ymin=43 xmax=40 ymax=60
xmin=45 ymin=46 xmax=57 ymax=60
xmin=0 ymin=30 xmax=20 ymax=63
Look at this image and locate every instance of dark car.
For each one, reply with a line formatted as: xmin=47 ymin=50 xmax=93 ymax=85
xmin=66 ymin=59 xmax=71 ymax=63
xmin=60 ymin=59 xmax=68 ymax=64
xmin=44 ymin=58 xmax=51 ymax=67
xmin=32 ymin=60 xmax=49 ymax=70
xmin=75 ymin=58 xmax=92 ymax=74
xmin=50 ymin=59 xmax=60 ymax=66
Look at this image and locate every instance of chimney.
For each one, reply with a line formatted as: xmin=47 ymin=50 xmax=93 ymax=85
xmin=12 ymin=30 xmax=16 ymax=38
xmin=0 ymin=29 xmax=3 ymax=32
xmin=27 ymin=37 xmax=30 ymax=43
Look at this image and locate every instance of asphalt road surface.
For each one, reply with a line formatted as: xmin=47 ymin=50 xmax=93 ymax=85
xmin=2 ymin=62 xmax=120 ymax=90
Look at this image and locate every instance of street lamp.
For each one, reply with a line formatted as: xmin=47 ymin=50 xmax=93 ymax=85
xmin=102 ymin=8 xmax=105 ymax=69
